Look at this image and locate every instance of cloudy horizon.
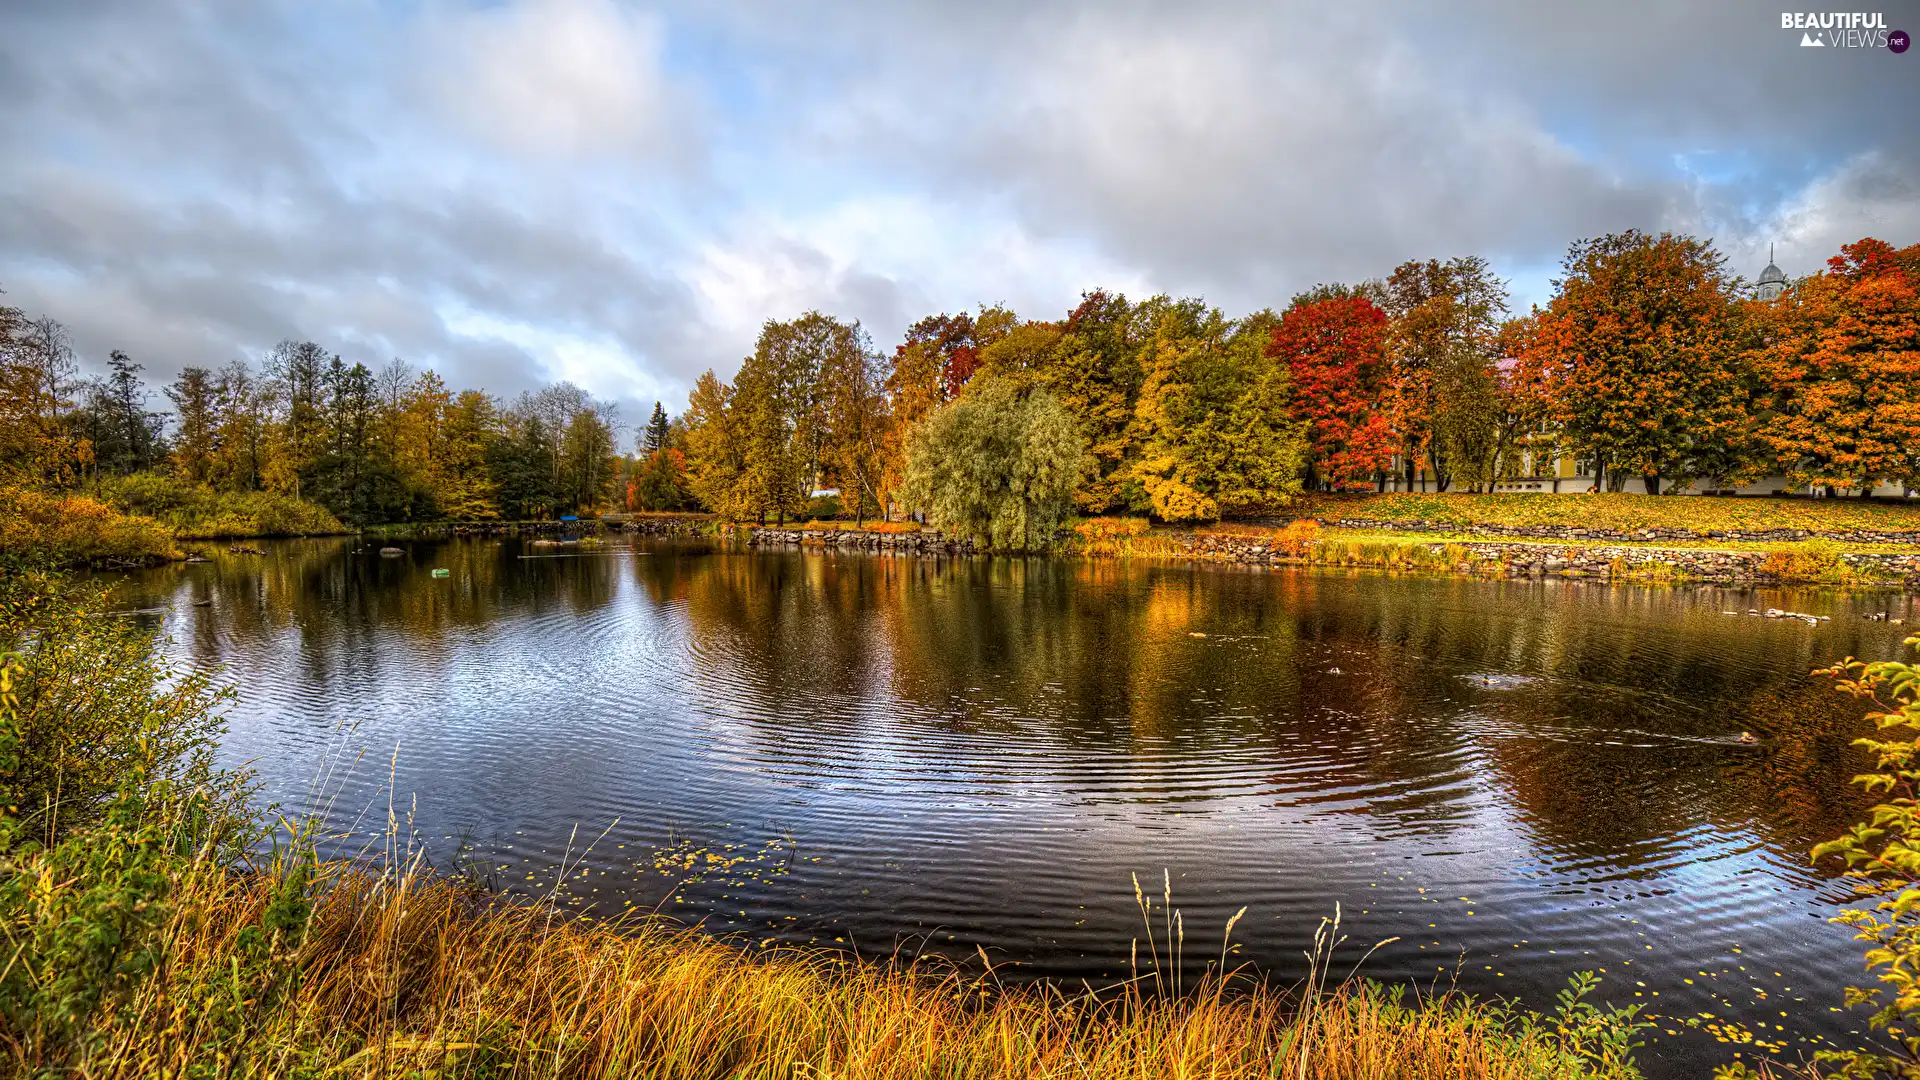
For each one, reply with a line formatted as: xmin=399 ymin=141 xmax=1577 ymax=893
xmin=3 ymin=0 xmax=1916 ymax=426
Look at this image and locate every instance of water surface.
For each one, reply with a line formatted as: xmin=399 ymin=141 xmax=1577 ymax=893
xmin=116 ymin=536 xmax=1920 ymax=1076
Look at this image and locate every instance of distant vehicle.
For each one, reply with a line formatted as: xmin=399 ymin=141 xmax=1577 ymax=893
xmin=559 ymin=515 xmax=578 ymax=521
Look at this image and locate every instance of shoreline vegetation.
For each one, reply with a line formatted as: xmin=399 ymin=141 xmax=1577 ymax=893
xmin=742 ymin=493 xmax=1920 ymax=589
xmin=4 ymin=532 xmax=1920 ymax=1077
xmin=0 ymin=564 xmax=1658 ymax=1079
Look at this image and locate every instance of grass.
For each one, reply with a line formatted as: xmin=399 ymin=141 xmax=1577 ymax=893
xmin=0 ymin=484 xmax=177 ymax=567
xmin=1291 ymin=492 xmax=1920 ymax=535
xmin=31 ymin=854 xmax=1642 ymax=1080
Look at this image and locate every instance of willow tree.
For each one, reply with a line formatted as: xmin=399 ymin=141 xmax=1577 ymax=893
xmin=900 ymin=376 xmax=1084 ymax=550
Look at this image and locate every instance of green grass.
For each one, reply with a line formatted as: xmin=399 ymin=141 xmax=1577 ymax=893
xmin=1292 ymin=492 xmax=1920 ymax=535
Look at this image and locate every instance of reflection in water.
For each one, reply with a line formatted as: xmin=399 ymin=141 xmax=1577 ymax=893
xmin=112 ymin=539 xmax=1919 ymax=1077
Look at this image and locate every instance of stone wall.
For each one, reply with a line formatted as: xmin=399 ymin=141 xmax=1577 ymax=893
xmin=746 ymin=528 xmax=978 ymax=556
xmin=743 ymin=525 xmax=1920 ymax=588
xmin=1190 ymin=533 xmax=1920 ymax=588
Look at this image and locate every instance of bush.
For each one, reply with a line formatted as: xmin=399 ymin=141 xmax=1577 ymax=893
xmin=1274 ymin=518 xmax=1321 ymax=557
xmin=0 ymin=571 xmax=242 ymax=847
xmin=1756 ymin=538 xmax=1859 ymax=584
xmin=1743 ymin=635 xmax=1920 ymax=1080
xmin=1070 ymin=517 xmax=1156 ymax=556
xmin=0 ymin=486 xmax=176 ymax=567
xmin=803 ymin=493 xmax=844 ymax=521
xmin=100 ymin=472 xmax=345 ymax=539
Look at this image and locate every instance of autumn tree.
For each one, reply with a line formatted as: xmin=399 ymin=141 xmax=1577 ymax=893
xmin=439 ymin=389 xmax=501 ymax=518
xmin=1268 ymin=291 xmax=1394 ymax=490
xmin=1516 ymin=231 xmax=1753 ymax=494
xmin=0 ymin=307 xmax=87 ymax=486
xmin=681 ymin=370 xmax=745 ymax=516
xmin=1128 ymin=303 xmax=1305 ymax=521
xmin=164 ymin=367 xmax=219 ymax=484
xmin=1380 ymin=257 xmax=1510 ymax=492
xmin=210 ymin=361 xmax=267 ymax=492
xmin=819 ymin=330 xmax=888 ymax=521
xmin=1754 ymin=237 xmax=1920 ymax=493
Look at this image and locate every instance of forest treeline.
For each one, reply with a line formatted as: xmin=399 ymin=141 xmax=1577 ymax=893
xmin=3 ymin=230 xmax=1917 ymax=547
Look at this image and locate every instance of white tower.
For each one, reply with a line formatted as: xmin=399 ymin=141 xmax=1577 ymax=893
xmin=1756 ymin=244 xmax=1787 ymax=301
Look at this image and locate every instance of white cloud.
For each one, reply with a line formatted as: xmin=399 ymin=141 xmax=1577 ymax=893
xmin=427 ymin=0 xmax=676 ymax=161
xmin=1756 ymin=151 xmax=1920 ymax=277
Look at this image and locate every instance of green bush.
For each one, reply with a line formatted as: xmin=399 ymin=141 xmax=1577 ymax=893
xmin=100 ymin=472 xmax=345 ymax=539
xmin=0 ymin=571 xmax=279 ymax=1073
xmin=0 ymin=569 xmax=243 ymax=847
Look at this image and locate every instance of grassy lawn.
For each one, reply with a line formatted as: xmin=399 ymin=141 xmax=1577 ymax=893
xmin=1289 ymin=492 xmax=1920 ymax=534
xmin=1302 ymin=526 xmax=1920 ymax=556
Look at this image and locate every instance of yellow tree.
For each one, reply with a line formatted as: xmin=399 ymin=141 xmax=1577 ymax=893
xmin=396 ymin=370 xmax=453 ymax=503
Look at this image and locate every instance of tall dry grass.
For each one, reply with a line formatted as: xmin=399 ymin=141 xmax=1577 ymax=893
xmin=64 ymin=855 xmax=1640 ymax=1080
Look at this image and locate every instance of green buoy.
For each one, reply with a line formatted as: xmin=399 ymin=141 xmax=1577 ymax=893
xmin=431 ymin=568 xmax=450 ymax=579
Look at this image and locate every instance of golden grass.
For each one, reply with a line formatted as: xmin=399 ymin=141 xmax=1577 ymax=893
xmin=74 ymin=861 xmax=1632 ymax=1080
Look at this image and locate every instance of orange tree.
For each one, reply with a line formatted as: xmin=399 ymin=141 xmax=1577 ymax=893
xmin=1753 ymin=238 xmax=1920 ymax=494
xmin=1516 ymin=231 xmax=1755 ymax=494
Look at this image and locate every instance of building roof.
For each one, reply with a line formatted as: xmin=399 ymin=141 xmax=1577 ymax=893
xmin=1758 ymin=261 xmax=1787 ymax=284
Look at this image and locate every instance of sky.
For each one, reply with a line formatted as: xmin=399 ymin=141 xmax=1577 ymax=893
xmin=2 ymin=0 xmax=1916 ymax=430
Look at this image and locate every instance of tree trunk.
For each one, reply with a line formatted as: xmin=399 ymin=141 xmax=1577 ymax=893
xmin=1644 ymin=473 xmax=1661 ymax=497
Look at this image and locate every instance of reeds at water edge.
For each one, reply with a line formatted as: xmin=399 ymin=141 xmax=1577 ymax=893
xmin=52 ymin=844 xmax=1642 ymax=1080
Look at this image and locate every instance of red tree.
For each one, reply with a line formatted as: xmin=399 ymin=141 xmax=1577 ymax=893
xmin=1267 ymin=296 xmax=1395 ymax=490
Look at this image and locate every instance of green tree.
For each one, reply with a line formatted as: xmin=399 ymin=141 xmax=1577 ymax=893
xmin=900 ymin=376 xmax=1084 ymax=550
xmin=819 ymin=329 xmax=889 ymax=522
xmin=642 ymin=401 xmax=671 ymax=455
xmin=558 ymin=407 xmax=618 ymax=513
xmin=1039 ymin=291 xmax=1146 ymax=514
xmin=1129 ymin=302 xmax=1304 ymax=521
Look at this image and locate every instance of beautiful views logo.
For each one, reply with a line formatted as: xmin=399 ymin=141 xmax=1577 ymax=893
xmin=1780 ymin=11 xmax=1907 ymax=49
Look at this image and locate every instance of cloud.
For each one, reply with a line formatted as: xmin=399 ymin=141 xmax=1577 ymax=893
xmin=425 ymin=0 xmax=684 ymax=162
xmin=0 ymin=0 xmax=1913 ymax=417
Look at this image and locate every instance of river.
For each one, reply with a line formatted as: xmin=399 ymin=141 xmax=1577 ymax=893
xmin=114 ymin=535 xmax=1920 ymax=1077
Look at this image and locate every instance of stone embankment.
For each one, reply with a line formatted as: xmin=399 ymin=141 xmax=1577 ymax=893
xmin=615 ymin=515 xmax=713 ymax=537
xmin=1181 ymin=533 xmax=1920 ymax=588
xmin=747 ymin=528 xmax=978 ymax=555
xmin=744 ymin=525 xmax=1920 ymax=588
xmin=1318 ymin=517 xmax=1920 ymax=546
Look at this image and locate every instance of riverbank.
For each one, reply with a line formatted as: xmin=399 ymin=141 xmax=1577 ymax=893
xmin=17 ymin=852 xmax=1643 ymax=1080
xmin=1291 ymin=492 xmax=1920 ymax=541
xmin=742 ymin=519 xmax=1920 ymax=589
